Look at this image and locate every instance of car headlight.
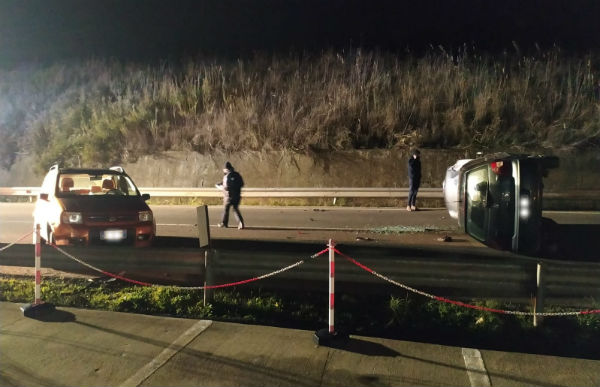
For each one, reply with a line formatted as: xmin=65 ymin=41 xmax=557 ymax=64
xmin=138 ymin=211 xmax=153 ymax=222
xmin=519 ymin=196 xmax=530 ymax=219
xmin=61 ymin=212 xmax=83 ymax=224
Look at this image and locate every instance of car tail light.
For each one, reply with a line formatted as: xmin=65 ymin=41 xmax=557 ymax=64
xmin=490 ymin=161 xmax=510 ymax=176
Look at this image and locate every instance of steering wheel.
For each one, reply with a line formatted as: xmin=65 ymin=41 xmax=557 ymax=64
xmin=106 ymin=189 xmax=124 ymax=195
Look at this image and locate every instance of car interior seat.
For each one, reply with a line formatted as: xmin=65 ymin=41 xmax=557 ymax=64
xmin=60 ymin=177 xmax=74 ymax=192
xmin=102 ymin=179 xmax=115 ymax=191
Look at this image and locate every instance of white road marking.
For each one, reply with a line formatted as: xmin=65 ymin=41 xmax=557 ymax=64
xmin=119 ymin=320 xmax=212 ymax=387
xmin=462 ymin=348 xmax=491 ymax=387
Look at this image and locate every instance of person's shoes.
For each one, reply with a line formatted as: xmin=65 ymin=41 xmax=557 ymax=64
xmin=217 ymin=223 xmax=227 ymax=228
xmin=411 ymin=205 xmax=417 ymax=211
xmin=238 ymin=223 xmax=244 ymax=230
xmin=406 ymin=206 xmax=412 ymax=211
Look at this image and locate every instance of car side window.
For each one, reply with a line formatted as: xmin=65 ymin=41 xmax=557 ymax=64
xmin=465 ymin=165 xmax=489 ymax=241
xmin=117 ymin=176 xmax=139 ymax=196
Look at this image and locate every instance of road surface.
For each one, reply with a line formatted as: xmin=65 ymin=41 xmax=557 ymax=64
xmin=1 ymin=202 xmax=599 ymax=243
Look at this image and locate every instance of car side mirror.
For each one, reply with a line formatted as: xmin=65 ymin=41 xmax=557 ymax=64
xmin=39 ymin=193 xmax=49 ymax=201
xmin=142 ymin=193 xmax=150 ymax=201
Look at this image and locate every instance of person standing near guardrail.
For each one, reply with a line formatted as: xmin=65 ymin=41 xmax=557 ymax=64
xmin=216 ymin=161 xmax=245 ymax=229
xmin=407 ymin=149 xmax=421 ymax=211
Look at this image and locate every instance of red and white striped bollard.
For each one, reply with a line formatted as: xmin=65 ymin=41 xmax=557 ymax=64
xmin=313 ymin=239 xmax=346 ymax=345
xmin=20 ymin=224 xmax=54 ymax=317
xmin=328 ymin=238 xmax=335 ymax=334
xmin=34 ymin=223 xmax=42 ymax=304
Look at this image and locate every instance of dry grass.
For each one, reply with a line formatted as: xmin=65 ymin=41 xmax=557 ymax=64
xmin=0 ymin=48 xmax=598 ymax=171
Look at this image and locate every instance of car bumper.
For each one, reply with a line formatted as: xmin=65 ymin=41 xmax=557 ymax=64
xmin=52 ymin=223 xmax=154 ymax=247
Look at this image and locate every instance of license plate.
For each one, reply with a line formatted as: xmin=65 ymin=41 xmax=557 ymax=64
xmin=101 ymin=229 xmax=127 ymax=241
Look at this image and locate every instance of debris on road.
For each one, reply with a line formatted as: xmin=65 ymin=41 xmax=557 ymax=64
xmin=355 ymin=236 xmax=375 ymax=242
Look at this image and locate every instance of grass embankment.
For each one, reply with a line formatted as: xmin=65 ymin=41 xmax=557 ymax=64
xmin=1 ymin=48 xmax=599 ymax=172
xmin=2 ymin=276 xmax=599 ymax=358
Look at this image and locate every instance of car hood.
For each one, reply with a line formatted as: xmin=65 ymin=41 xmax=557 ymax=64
xmin=57 ymin=196 xmax=150 ymax=213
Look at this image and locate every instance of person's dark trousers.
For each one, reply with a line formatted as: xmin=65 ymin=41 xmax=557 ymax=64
xmin=221 ymin=201 xmax=244 ymax=226
xmin=408 ymin=179 xmax=420 ymax=207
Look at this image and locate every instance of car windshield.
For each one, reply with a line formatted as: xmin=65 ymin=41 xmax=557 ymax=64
xmin=56 ymin=173 xmax=139 ymax=197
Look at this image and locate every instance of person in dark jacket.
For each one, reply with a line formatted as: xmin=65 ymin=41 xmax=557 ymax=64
xmin=216 ymin=161 xmax=245 ymax=229
xmin=407 ymin=149 xmax=421 ymax=211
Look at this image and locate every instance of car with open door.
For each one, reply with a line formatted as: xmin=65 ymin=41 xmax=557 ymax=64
xmin=33 ymin=165 xmax=155 ymax=247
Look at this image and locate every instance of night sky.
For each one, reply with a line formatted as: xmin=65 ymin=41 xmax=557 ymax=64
xmin=1 ymin=0 xmax=599 ymax=65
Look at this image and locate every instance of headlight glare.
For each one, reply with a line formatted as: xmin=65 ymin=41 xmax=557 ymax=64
xmin=520 ymin=197 xmax=529 ymax=208
xmin=61 ymin=212 xmax=83 ymax=224
xmin=519 ymin=196 xmax=530 ymax=219
xmin=138 ymin=211 xmax=153 ymax=222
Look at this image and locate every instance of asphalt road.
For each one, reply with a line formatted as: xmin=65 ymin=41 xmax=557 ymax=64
xmin=1 ymin=202 xmax=599 ymax=243
xmin=2 ymin=202 xmax=599 ymax=300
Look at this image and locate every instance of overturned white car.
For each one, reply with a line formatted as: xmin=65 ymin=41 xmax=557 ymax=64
xmin=443 ymin=153 xmax=559 ymax=255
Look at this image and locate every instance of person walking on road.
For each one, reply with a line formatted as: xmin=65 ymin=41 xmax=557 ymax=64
xmin=216 ymin=161 xmax=245 ymax=229
xmin=407 ymin=149 xmax=421 ymax=211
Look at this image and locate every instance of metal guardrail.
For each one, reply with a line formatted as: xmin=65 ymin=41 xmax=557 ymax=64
xmin=0 ymin=187 xmax=40 ymax=196
xmin=1 ymin=186 xmax=597 ymax=200
xmin=146 ymin=187 xmax=445 ymax=198
xmin=211 ymin=244 xmax=600 ymax=302
xmin=1 ymin=242 xmax=599 ymax=305
xmin=0 ymin=186 xmax=442 ymax=198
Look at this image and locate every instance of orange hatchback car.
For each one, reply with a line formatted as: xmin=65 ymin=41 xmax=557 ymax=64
xmin=33 ymin=165 xmax=155 ymax=247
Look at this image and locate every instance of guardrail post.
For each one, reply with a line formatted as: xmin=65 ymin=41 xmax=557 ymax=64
xmin=533 ymin=262 xmax=545 ymax=327
xmin=20 ymin=224 xmax=54 ymax=318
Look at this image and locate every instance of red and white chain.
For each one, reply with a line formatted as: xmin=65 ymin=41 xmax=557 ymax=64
xmin=334 ymin=248 xmax=600 ymax=317
xmin=0 ymin=231 xmax=34 ymax=252
xmin=51 ymin=244 xmax=328 ymax=289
